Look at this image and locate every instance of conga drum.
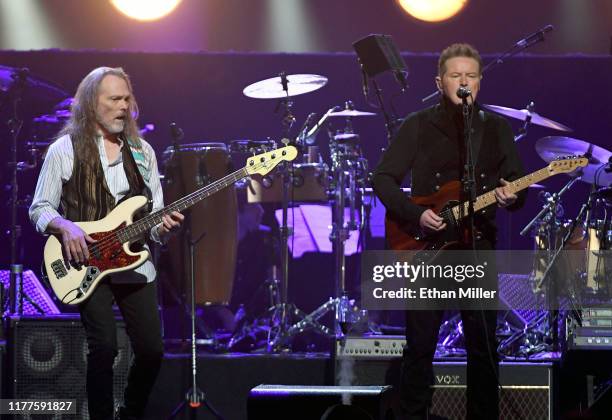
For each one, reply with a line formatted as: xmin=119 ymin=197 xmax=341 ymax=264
xmin=163 ymin=143 xmax=237 ymax=305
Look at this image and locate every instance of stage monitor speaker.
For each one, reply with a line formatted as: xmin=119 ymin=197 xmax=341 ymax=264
xmin=248 ymin=385 xmax=393 ymax=420
xmin=353 ymin=34 xmax=407 ymax=78
xmin=5 ymin=315 xmax=132 ymax=419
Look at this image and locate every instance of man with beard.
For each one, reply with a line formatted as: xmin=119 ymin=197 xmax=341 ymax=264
xmin=29 ymin=67 xmax=183 ymax=420
xmin=372 ymin=44 xmax=526 ymax=419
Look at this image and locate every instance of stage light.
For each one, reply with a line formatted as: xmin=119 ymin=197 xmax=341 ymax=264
xmin=110 ymin=0 xmax=182 ymax=22
xmin=397 ymin=0 xmax=467 ymax=23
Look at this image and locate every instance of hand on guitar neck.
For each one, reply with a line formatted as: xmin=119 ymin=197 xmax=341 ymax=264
xmin=495 ymin=178 xmax=518 ymax=208
xmin=157 ymin=211 xmax=184 ymax=241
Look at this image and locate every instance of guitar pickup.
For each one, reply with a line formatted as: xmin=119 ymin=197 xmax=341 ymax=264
xmin=51 ymin=259 xmax=68 ymax=279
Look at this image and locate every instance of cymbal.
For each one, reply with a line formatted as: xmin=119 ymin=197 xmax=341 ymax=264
xmin=536 ymin=136 xmax=612 ymax=185
xmin=33 ymin=109 xmax=70 ymax=124
xmin=328 ymin=109 xmax=376 ymax=117
xmin=54 ymin=97 xmax=74 ymax=110
xmin=243 ymin=74 xmax=327 ymax=99
xmin=482 ymin=104 xmax=572 ymax=132
xmin=0 ymin=65 xmax=68 ymax=105
xmin=529 ymin=183 xmax=546 ymax=189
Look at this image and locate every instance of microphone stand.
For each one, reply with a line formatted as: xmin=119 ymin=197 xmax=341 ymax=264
xmin=169 ymin=221 xmax=223 ymax=420
xmin=535 ymin=191 xmax=590 ymax=352
xmin=461 ymin=94 xmax=477 ymax=251
xmin=520 ymin=176 xmax=580 ymax=237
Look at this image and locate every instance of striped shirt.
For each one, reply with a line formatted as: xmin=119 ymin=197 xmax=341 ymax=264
xmin=29 ymin=134 xmax=165 ymax=283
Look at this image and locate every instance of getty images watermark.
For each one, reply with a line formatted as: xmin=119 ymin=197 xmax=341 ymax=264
xmin=361 ymin=250 xmax=590 ymax=310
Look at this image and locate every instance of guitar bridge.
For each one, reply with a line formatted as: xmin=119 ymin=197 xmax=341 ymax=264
xmin=51 ymin=259 xmax=68 ymax=279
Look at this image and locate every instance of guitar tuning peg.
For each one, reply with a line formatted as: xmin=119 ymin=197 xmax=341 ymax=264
xmin=281 ymin=138 xmax=290 ymax=146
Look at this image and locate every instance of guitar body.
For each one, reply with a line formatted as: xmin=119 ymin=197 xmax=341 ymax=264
xmin=40 ymin=145 xmax=299 ymax=305
xmin=43 ymin=195 xmax=150 ymax=305
xmin=384 ymin=156 xmax=590 ymax=253
xmin=385 ymin=180 xmax=464 ymax=252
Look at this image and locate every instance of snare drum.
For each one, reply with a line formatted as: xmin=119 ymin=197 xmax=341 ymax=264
xmin=163 ymin=143 xmax=237 ymax=305
xmin=247 ymin=162 xmax=329 ymax=203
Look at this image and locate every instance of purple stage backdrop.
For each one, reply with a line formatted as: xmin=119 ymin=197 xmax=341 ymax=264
xmin=0 ymin=50 xmax=610 ymax=309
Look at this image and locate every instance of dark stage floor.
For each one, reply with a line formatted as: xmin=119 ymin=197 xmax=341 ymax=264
xmin=145 ymin=350 xmax=560 ymax=420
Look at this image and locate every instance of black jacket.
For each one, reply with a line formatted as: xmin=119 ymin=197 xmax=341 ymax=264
xmin=372 ymin=100 xmax=526 ymax=244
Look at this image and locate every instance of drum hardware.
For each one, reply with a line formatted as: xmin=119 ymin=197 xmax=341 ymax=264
xmin=482 ymin=102 xmax=573 ymax=139
xmin=242 ymin=73 xmax=336 ymax=351
xmin=2 ymin=66 xmax=67 ymax=316
xmin=327 ymin=109 xmax=377 ymax=118
xmin=242 ymin=73 xmax=328 ymax=99
xmin=286 ymin=103 xmax=371 ymax=338
xmin=299 ymin=106 xmax=339 ymax=146
xmin=535 ymin=136 xmax=612 ymax=186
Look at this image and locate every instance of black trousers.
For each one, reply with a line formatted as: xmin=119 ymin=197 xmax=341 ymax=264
xmin=79 ymin=279 xmax=163 ymax=420
xmin=399 ymin=309 xmax=499 ymax=420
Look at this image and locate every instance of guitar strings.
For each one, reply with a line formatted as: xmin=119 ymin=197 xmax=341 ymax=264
xmin=80 ymin=158 xmax=272 ymax=258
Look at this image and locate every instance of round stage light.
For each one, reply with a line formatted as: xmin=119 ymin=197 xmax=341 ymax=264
xmin=110 ymin=0 xmax=182 ymax=22
xmin=397 ymin=0 xmax=467 ymax=23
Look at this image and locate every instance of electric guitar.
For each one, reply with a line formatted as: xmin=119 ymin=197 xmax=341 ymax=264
xmin=43 ymin=145 xmax=298 ymax=305
xmin=385 ymin=156 xmax=588 ymax=252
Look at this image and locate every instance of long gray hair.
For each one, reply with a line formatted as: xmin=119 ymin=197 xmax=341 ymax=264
xmin=58 ymin=67 xmax=141 ymax=155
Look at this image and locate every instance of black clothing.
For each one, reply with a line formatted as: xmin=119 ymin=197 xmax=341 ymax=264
xmin=372 ymin=100 xmax=526 ymax=245
xmin=79 ymin=279 xmax=163 ymax=420
xmin=372 ymin=100 xmax=525 ymax=419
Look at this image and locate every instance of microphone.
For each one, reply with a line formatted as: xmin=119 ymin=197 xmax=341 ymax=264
xmin=456 ymin=86 xmax=471 ymax=99
xmin=515 ymin=25 xmax=554 ymax=48
xmin=297 ymin=112 xmax=317 ymax=145
xmin=304 ymin=106 xmax=340 ymax=145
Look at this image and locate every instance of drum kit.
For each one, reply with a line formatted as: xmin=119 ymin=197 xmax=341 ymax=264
xmin=484 ymin=103 xmax=612 ymax=355
xmin=238 ymin=74 xmax=373 ymax=350
xmin=7 ymin=62 xmax=612 ymax=356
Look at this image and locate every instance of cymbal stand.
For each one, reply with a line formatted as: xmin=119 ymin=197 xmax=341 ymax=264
xmin=513 ymin=101 xmax=534 ymax=142
xmin=508 ymin=176 xmax=584 ymax=355
xmin=3 ymin=68 xmax=42 ymax=316
xmin=266 ymin=73 xmax=331 ymax=350
xmin=288 ymin=129 xmax=369 ymax=339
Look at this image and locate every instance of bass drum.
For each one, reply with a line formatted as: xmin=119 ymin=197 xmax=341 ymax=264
xmin=163 ymin=143 xmax=237 ymax=305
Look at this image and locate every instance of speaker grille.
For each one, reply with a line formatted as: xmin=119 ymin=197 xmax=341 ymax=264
xmin=431 ymin=386 xmax=550 ymax=420
xmin=8 ymin=315 xmax=132 ymax=419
